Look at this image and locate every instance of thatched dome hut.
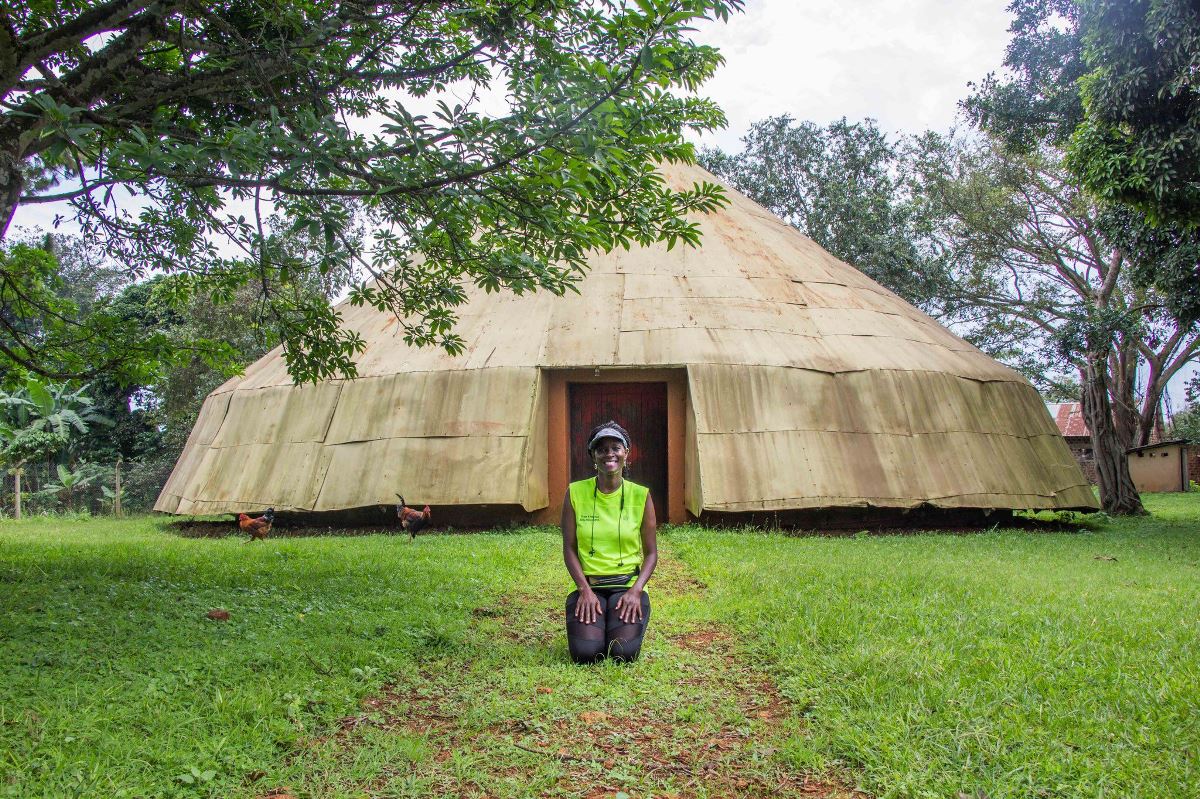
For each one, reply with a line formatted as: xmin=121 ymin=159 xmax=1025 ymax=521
xmin=156 ymin=163 xmax=1097 ymax=526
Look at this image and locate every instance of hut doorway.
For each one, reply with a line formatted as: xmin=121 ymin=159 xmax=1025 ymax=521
xmin=569 ymin=382 xmax=668 ymax=517
xmin=543 ymin=369 xmax=687 ymax=525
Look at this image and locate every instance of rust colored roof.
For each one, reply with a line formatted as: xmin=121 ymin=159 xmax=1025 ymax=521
xmin=1047 ymin=402 xmax=1090 ymax=438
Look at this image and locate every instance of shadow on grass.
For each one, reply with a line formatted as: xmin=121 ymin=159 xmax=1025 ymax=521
xmin=166 ymin=503 xmax=1112 ymax=541
xmin=165 ymin=516 xmax=560 ymax=539
xmin=677 ymin=509 xmax=1109 ymax=538
xmin=166 ymin=518 xmax=402 ymax=539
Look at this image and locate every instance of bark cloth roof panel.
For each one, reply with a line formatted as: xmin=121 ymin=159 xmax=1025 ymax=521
xmin=156 ymin=163 xmax=1097 ymax=515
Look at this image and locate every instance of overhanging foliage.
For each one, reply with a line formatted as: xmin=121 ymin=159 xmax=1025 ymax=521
xmin=2 ymin=0 xmax=741 ymax=383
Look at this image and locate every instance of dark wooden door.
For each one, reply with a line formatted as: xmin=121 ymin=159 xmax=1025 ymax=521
xmin=569 ymin=383 xmax=668 ymax=520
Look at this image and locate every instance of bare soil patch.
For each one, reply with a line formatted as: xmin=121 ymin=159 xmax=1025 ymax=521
xmin=167 ymin=519 xmax=400 ymax=539
xmin=307 ymin=553 xmax=870 ymax=798
xmin=650 ymin=556 xmax=707 ymax=595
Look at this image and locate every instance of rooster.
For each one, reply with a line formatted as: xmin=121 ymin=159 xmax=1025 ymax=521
xmin=238 ymin=508 xmax=275 ymax=541
xmin=395 ymin=494 xmax=431 ymax=539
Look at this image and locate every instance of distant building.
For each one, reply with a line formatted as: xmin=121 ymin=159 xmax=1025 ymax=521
xmin=1048 ymin=402 xmax=1195 ymax=492
xmin=1127 ymin=441 xmax=1192 ymax=493
xmin=1047 ymin=402 xmax=1096 ymax=483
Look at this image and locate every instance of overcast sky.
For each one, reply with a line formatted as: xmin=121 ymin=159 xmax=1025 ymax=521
xmin=688 ymin=0 xmax=1013 ymax=152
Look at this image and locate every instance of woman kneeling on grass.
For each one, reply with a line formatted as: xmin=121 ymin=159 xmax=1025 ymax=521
xmin=561 ymin=420 xmax=658 ymax=664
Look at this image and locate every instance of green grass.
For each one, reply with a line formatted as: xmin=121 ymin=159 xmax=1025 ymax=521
xmin=672 ymin=493 xmax=1200 ymax=798
xmin=1 ymin=495 xmax=1197 ymax=798
xmin=0 ymin=518 xmax=546 ymax=798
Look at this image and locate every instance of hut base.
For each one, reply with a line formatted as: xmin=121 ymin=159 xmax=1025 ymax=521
xmin=273 ymin=504 xmax=1027 ymax=532
xmin=263 ymin=504 xmax=539 ymax=531
xmin=693 ymin=505 xmax=1022 ymax=532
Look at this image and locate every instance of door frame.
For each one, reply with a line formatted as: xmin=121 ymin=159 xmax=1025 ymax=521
xmin=541 ymin=368 xmax=687 ymax=525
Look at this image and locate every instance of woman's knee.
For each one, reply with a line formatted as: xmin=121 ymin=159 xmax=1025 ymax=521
xmin=607 ymin=631 xmax=645 ymax=662
xmin=566 ymin=591 xmax=606 ymax=664
xmin=602 ymin=591 xmax=649 ymax=662
xmin=568 ymin=637 xmax=606 ymax=664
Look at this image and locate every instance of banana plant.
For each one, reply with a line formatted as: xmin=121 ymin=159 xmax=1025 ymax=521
xmin=40 ymin=463 xmax=104 ymax=513
xmin=0 ymin=377 xmax=110 ymax=467
xmin=1 ymin=377 xmax=114 ymax=515
xmin=100 ymin=484 xmax=126 ymax=516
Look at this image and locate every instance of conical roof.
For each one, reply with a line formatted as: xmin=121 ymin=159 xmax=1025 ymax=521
xmin=156 ymin=163 xmax=1097 ymax=517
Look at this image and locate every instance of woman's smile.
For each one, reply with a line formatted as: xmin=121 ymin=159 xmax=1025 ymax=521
xmin=593 ymin=441 xmax=626 ymax=474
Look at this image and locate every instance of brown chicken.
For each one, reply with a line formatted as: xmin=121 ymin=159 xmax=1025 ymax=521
xmin=395 ymin=495 xmax=431 ymax=539
xmin=238 ymin=508 xmax=275 ymax=541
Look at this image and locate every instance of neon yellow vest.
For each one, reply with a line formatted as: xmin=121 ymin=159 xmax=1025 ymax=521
xmin=569 ymin=477 xmax=648 ymax=582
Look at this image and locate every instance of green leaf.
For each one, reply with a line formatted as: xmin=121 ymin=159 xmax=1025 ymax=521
xmin=3 ymin=0 xmax=741 ymax=383
xmin=26 ymin=379 xmax=54 ymax=417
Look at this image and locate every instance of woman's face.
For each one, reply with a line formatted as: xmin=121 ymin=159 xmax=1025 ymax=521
xmin=591 ymin=438 xmax=628 ymax=476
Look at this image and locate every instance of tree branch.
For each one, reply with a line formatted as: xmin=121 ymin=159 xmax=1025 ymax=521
xmin=4 ymin=0 xmax=146 ymax=96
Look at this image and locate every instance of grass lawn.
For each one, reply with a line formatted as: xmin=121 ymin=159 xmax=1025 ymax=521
xmin=1 ymin=495 xmax=1197 ymax=798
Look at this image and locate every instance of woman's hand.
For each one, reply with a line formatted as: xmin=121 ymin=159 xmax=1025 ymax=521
xmin=575 ymin=588 xmax=603 ymax=624
xmin=614 ymin=588 xmax=644 ymax=623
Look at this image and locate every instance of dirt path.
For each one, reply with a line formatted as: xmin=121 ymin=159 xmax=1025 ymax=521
xmin=270 ymin=546 xmax=865 ymax=798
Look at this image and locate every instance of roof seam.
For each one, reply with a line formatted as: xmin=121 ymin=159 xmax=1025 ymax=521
xmin=624 ymin=296 xmax=811 ymax=307
xmin=619 ymin=326 xmax=818 ymax=335
xmin=694 ymin=430 xmax=1067 ymax=441
xmin=686 ymin=364 xmax=1023 ymax=383
xmin=317 ymin=382 xmax=345 ymax=444
xmin=704 ymin=491 xmax=1082 ymax=505
xmin=203 ymin=434 xmax=531 ymax=449
xmin=213 ymin=365 xmax=1028 ymax=385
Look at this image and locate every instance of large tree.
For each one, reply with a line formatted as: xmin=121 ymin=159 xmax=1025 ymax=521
xmin=914 ymin=134 xmax=1200 ymax=514
xmin=1 ymin=0 xmax=739 ymax=383
xmin=1072 ymin=0 xmax=1200 ymax=227
xmin=965 ymin=0 xmax=1200 ymax=318
xmin=699 ymin=116 xmax=950 ymax=311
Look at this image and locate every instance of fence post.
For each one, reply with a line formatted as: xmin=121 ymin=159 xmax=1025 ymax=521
xmin=13 ymin=467 xmax=22 ymax=520
xmin=114 ymin=458 xmax=123 ymax=517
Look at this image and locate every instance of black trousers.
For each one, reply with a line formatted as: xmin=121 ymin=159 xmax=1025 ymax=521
xmin=565 ymin=587 xmax=651 ymax=664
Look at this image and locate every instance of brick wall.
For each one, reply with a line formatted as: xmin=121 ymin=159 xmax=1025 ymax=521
xmin=1066 ymin=438 xmax=1099 ymax=485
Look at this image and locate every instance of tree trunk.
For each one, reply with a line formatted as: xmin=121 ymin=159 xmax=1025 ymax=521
xmin=1 ymin=147 xmax=22 ymax=239
xmin=1136 ymin=388 xmax=1164 ymax=447
xmin=114 ymin=458 xmax=123 ymax=517
xmin=1109 ymin=343 xmax=1140 ymax=447
xmin=1080 ymin=359 xmax=1146 ymax=515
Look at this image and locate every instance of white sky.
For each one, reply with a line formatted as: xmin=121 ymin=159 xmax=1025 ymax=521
xmin=8 ymin=0 xmax=1197 ymax=409
xmin=688 ymin=0 xmax=1013 ymax=151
